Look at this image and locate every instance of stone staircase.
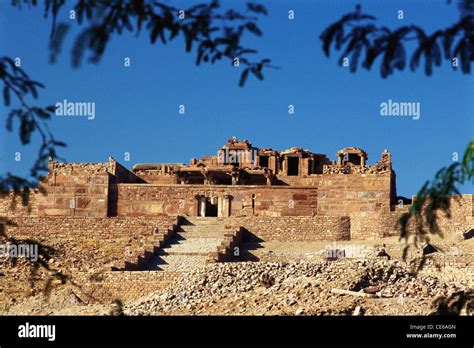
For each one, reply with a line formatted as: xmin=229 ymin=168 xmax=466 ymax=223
xmin=140 ymin=217 xmax=242 ymax=271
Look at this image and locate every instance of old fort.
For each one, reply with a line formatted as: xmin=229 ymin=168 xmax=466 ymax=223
xmin=1 ymin=138 xmax=472 ymax=304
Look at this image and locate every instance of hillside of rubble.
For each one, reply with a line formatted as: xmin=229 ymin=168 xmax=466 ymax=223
xmin=2 ymin=234 xmax=473 ymax=316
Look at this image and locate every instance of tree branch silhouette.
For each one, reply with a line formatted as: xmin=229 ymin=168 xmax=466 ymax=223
xmin=398 ymin=139 xmax=473 ymax=271
xmin=0 ymin=56 xmax=65 ymax=194
xmin=16 ymin=0 xmax=275 ymax=86
xmin=320 ymin=2 xmax=474 ymax=77
xmin=2 ymin=0 xmax=273 ymax=191
xmin=320 ymin=1 xmax=473 ymax=249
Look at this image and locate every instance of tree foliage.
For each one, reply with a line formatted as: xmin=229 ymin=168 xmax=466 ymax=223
xmin=2 ymin=0 xmax=272 ymax=191
xmin=0 ymin=56 xmax=65 ymax=193
xmin=13 ymin=0 xmax=274 ymax=85
xmin=398 ymin=139 xmax=473 ymax=268
xmin=321 ymin=3 xmax=473 ymax=295
xmin=320 ymin=1 xmax=474 ymax=77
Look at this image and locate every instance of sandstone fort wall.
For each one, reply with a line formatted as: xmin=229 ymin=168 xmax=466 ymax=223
xmin=0 ymin=159 xmax=471 ymax=242
xmin=114 ymin=184 xmax=318 ymax=217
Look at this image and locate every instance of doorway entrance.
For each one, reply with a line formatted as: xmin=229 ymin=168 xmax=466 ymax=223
xmin=197 ymin=195 xmax=232 ymax=217
xmin=287 ymin=156 xmax=299 ymax=176
xmin=205 ymin=199 xmax=218 ymax=217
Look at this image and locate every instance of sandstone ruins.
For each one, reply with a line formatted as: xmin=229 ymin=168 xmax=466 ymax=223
xmin=0 ymin=138 xmax=472 ymax=313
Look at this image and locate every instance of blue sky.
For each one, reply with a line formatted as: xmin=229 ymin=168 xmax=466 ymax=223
xmin=0 ymin=0 xmax=472 ymax=196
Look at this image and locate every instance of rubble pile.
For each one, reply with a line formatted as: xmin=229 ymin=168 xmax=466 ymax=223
xmin=126 ymin=259 xmax=469 ymax=316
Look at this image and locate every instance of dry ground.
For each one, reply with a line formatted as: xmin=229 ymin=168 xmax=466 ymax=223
xmin=2 ymin=234 xmax=473 ymax=316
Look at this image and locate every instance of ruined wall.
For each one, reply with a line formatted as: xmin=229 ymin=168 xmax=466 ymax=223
xmin=110 ymin=160 xmax=143 ymax=184
xmin=73 ymin=270 xmax=182 ymax=304
xmin=221 ymin=215 xmax=351 ymax=241
xmin=274 ymin=176 xmax=320 ymax=186
xmin=3 ymin=215 xmax=179 ymax=272
xmin=350 ymin=195 xmax=473 ymax=240
xmin=350 ymin=210 xmax=404 ymax=240
xmin=0 ymin=160 xmax=145 ymax=219
xmin=0 ymin=164 xmax=110 ymax=218
xmin=1 ymin=159 xmax=467 ymax=244
xmin=4 ymin=215 xmax=177 ymax=239
xmin=0 ymin=158 xmax=394 ymax=219
xmin=116 ymin=170 xmax=393 ymax=218
xmin=317 ymin=173 xmax=392 ymax=215
xmin=134 ymin=172 xmax=178 ymax=185
xmin=264 ymin=172 xmax=393 ymax=216
xmin=35 ymin=162 xmax=111 ymax=217
xmin=0 ymin=191 xmax=39 ymax=217
xmin=115 ymin=184 xmax=318 ymax=217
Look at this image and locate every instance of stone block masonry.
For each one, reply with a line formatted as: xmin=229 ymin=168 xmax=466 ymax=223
xmin=0 ymin=140 xmax=472 ymax=307
xmin=350 ymin=195 xmax=473 ymax=240
xmin=3 ymin=215 xmax=180 ymax=273
xmin=5 ymin=215 xmax=178 ymax=239
xmin=37 ymin=162 xmax=111 ymax=217
xmin=114 ymin=184 xmax=318 ymax=217
xmin=225 ymin=216 xmax=351 ymax=241
xmin=0 ymin=140 xmax=471 ymax=247
xmin=72 ymin=271 xmax=182 ymax=304
xmin=317 ymin=173 xmax=393 ymax=215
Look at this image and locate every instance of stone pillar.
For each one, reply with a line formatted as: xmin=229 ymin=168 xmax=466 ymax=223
xmin=270 ymin=156 xmax=277 ymax=174
xmin=218 ymin=197 xmax=223 ymax=217
xmin=231 ymin=168 xmax=239 ymax=185
xmin=264 ymin=169 xmax=273 ymax=186
xmin=360 ymin=155 xmax=366 ymax=167
xmin=301 ymin=157 xmax=307 ymax=176
xmin=222 ymin=195 xmax=232 ymax=217
xmin=199 ymin=196 xmax=207 ymax=217
xmin=194 ymin=195 xmax=200 ymax=216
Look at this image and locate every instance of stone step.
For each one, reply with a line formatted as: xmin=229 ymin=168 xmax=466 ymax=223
xmin=179 ymin=227 xmax=228 ymax=231
xmin=138 ymin=217 xmax=239 ymax=271
xmin=177 ymin=232 xmax=226 ymax=239
xmin=184 ymin=219 xmax=223 ymax=224
xmin=181 ymin=223 xmax=224 ymax=227
xmin=178 ymin=228 xmax=228 ymax=234
xmin=163 ymin=251 xmax=211 ymax=256
xmin=179 ymin=225 xmax=226 ymax=230
xmin=176 ymin=230 xmax=227 ymax=238
xmin=164 ymin=237 xmax=222 ymax=254
xmin=143 ymin=254 xmax=208 ymax=271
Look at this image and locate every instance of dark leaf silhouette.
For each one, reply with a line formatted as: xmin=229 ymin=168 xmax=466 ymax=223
xmin=398 ymin=139 xmax=473 ymax=271
xmin=49 ymin=22 xmax=70 ymax=64
xmin=239 ymin=68 xmax=249 ymax=87
xmin=2 ymin=0 xmax=275 ymax=194
xmin=0 ymin=56 xmax=66 ymax=191
xmin=3 ymin=85 xmax=10 ymax=106
xmin=321 ymin=2 xmax=474 ymax=78
xmin=14 ymin=0 xmax=274 ymax=87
